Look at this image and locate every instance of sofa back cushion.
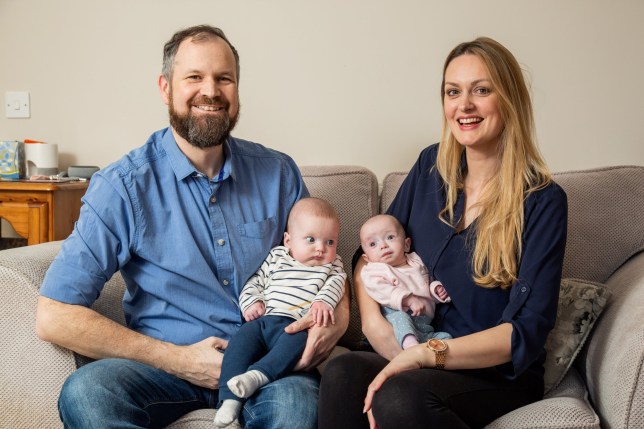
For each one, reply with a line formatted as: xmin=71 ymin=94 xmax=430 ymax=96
xmin=300 ymin=165 xmax=379 ymax=348
xmin=380 ymin=166 xmax=644 ymax=284
xmin=553 ymin=166 xmax=644 ymax=283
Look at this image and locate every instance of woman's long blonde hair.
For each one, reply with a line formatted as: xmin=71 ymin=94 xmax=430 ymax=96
xmin=436 ymin=37 xmax=551 ymax=289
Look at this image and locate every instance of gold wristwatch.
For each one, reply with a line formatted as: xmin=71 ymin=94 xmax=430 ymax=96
xmin=426 ymin=338 xmax=448 ymax=369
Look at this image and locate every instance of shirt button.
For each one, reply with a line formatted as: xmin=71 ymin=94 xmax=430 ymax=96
xmin=210 ymin=196 xmax=217 ymax=204
xmin=218 ymin=239 xmax=225 ymax=246
xmin=521 ymin=287 xmax=527 ymax=293
xmin=223 ymin=279 xmax=229 ymax=286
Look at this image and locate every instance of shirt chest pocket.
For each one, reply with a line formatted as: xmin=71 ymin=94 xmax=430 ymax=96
xmin=237 ymin=216 xmax=279 ymax=268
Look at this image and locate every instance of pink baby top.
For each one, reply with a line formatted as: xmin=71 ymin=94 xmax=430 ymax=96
xmin=361 ymin=251 xmax=450 ymax=317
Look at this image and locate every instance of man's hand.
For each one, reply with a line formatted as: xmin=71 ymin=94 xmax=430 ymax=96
xmin=168 ymin=336 xmax=228 ymax=389
xmin=284 ymin=289 xmax=349 ymax=371
xmin=309 ymin=301 xmax=335 ymax=327
xmin=244 ymin=301 xmax=266 ymax=322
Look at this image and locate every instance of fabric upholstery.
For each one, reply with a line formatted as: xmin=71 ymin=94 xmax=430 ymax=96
xmin=300 ymin=165 xmax=379 ymax=349
xmin=0 ymin=242 xmax=76 ymax=429
xmin=1 ymin=165 xmax=642 ymax=429
xmin=554 ymin=166 xmax=644 ymax=283
xmin=583 ymin=251 xmax=644 ymax=429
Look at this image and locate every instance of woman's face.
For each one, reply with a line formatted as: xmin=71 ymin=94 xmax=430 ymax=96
xmin=443 ymin=54 xmax=504 ymax=152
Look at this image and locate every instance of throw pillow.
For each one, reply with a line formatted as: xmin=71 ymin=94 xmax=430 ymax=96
xmin=543 ymin=278 xmax=610 ymax=393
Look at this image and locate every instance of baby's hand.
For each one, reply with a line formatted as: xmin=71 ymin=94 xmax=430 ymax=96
xmin=309 ymin=301 xmax=335 ymax=327
xmin=244 ymin=301 xmax=266 ymax=322
xmin=403 ymin=295 xmax=426 ymax=316
xmin=434 ymin=282 xmax=450 ymax=301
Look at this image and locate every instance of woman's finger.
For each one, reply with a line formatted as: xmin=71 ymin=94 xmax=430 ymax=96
xmin=367 ymin=409 xmax=378 ymax=429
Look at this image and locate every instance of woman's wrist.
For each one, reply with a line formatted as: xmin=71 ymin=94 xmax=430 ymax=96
xmin=424 ymin=338 xmax=449 ymax=369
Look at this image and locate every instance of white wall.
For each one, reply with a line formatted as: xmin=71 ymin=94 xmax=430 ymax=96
xmin=1 ymin=0 xmax=643 ymax=182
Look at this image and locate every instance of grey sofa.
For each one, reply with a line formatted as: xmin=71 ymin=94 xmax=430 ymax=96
xmin=1 ymin=165 xmax=642 ymax=428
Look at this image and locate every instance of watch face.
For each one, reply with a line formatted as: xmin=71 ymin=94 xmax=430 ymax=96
xmin=428 ymin=338 xmax=448 ymax=352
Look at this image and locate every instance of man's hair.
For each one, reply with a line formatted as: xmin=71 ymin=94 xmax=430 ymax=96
xmin=287 ymin=198 xmax=339 ymax=232
xmin=162 ymin=24 xmax=240 ymax=82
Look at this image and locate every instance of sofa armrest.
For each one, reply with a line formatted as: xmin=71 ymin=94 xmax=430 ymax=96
xmin=0 ymin=242 xmax=72 ymax=429
xmin=581 ymin=251 xmax=644 ymax=428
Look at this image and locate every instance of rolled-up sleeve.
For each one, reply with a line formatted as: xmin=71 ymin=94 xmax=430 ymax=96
xmin=500 ymin=184 xmax=568 ymax=377
xmin=40 ymin=169 xmax=135 ymax=307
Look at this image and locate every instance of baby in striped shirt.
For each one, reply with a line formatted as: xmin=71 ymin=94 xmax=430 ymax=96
xmin=215 ymin=197 xmax=346 ymax=428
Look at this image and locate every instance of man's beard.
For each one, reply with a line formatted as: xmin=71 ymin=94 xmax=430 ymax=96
xmin=168 ymin=94 xmax=238 ymax=149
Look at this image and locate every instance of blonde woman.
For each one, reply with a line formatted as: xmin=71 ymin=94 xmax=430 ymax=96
xmin=319 ymin=37 xmax=568 ymax=428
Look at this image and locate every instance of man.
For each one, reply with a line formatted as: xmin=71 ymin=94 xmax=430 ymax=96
xmin=36 ymin=25 xmax=349 ymax=428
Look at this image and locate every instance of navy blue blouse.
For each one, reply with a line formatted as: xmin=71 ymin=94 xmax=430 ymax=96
xmin=384 ymin=144 xmax=567 ymax=379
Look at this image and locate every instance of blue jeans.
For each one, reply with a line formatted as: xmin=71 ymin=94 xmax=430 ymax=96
xmin=58 ymin=358 xmax=319 ymax=429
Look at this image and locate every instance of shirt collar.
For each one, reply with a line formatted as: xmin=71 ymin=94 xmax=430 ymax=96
xmin=161 ymin=128 xmax=235 ymax=182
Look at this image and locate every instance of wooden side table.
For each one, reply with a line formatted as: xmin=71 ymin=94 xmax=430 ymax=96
xmin=0 ymin=180 xmax=89 ymax=245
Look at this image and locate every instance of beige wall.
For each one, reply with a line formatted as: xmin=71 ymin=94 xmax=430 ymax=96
xmin=1 ymin=0 xmax=643 ymax=182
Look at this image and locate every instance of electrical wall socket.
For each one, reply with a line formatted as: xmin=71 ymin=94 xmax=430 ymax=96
xmin=5 ymin=91 xmax=30 ymax=118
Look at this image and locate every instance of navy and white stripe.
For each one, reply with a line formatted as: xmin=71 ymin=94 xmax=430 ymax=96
xmin=239 ymin=246 xmax=346 ymax=320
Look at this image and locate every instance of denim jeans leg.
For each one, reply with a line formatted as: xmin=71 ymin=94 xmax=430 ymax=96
xmin=241 ymin=371 xmax=319 ymax=429
xmin=58 ymin=358 xmax=213 ymax=429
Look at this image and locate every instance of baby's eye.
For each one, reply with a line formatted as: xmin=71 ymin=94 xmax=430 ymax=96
xmin=326 ymin=239 xmax=335 ymax=246
xmin=386 ymin=234 xmax=395 ymax=240
xmin=305 ymin=236 xmax=315 ymax=244
xmin=369 ymin=242 xmax=376 ymax=247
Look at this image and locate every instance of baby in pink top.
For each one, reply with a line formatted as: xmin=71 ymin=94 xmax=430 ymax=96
xmin=360 ymin=214 xmax=451 ymax=349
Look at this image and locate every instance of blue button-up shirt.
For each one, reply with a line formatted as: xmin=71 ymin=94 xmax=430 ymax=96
xmin=41 ymin=127 xmax=308 ymax=345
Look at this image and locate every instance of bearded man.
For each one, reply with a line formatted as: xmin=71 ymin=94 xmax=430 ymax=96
xmin=36 ymin=25 xmax=349 ymax=429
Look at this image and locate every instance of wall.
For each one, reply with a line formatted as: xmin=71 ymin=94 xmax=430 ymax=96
xmin=1 ymin=0 xmax=643 ymax=183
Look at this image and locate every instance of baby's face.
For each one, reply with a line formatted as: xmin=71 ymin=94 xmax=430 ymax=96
xmin=284 ymin=215 xmax=339 ymax=267
xmin=360 ymin=217 xmax=410 ymax=267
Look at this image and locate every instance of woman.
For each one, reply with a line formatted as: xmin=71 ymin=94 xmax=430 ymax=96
xmin=318 ymin=37 xmax=568 ymax=428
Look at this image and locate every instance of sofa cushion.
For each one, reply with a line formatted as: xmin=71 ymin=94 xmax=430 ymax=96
xmin=485 ymin=367 xmax=600 ymax=429
xmin=554 ymin=166 xmax=644 ymax=283
xmin=544 ymin=279 xmax=609 ymax=393
xmin=300 ymin=165 xmax=379 ymax=349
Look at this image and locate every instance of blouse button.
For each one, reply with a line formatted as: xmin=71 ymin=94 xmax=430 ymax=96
xmin=210 ymin=196 xmax=217 ymax=204
xmin=521 ymin=287 xmax=527 ymax=293
xmin=218 ymin=239 xmax=225 ymax=246
xmin=223 ymin=279 xmax=229 ymax=286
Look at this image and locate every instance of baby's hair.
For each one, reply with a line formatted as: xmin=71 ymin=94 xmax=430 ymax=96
xmin=287 ymin=197 xmax=339 ymax=231
xmin=360 ymin=214 xmax=406 ymax=242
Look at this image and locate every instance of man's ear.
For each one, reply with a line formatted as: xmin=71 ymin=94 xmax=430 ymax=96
xmin=283 ymin=232 xmax=291 ymax=248
xmin=158 ymin=74 xmax=170 ymax=106
xmin=404 ymin=237 xmax=411 ymax=253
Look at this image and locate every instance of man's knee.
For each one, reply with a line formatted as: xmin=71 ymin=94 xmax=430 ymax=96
xmin=243 ymin=372 xmax=319 ymax=429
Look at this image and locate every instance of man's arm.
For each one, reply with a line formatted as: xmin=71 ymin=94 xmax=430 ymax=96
xmin=36 ymin=296 xmax=227 ymax=388
xmin=285 ymin=280 xmax=350 ymax=371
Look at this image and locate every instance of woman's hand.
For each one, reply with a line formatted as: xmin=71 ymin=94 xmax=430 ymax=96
xmin=363 ymin=344 xmax=431 ymax=418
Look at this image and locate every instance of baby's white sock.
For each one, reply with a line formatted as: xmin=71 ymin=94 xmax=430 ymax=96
xmin=213 ymin=399 xmax=242 ymax=428
xmin=402 ymin=334 xmax=419 ymax=349
xmin=227 ymin=369 xmax=270 ymax=399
